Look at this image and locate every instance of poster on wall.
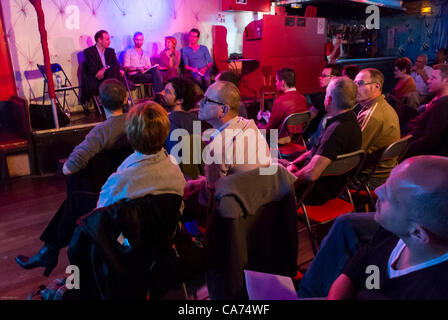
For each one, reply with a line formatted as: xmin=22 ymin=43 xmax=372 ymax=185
xmin=236 ymin=0 xmax=247 ymax=3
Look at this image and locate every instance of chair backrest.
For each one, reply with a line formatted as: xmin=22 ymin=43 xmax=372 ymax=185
xmin=380 ymin=134 xmax=412 ymax=162
xmin=278 ymin=111 xmax=311 ymax=138
xmin=261 ymin=66 xmax=275 ymax=86
xmin=321 ymin=150 xmax=366 ymax=177
xmin=298 ymin=150 xmax=366 ymax=205
xmin=362 ymin=135 xmax=413 ymax=179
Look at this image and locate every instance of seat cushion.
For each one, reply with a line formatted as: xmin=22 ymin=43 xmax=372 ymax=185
xmin=0 ymin=131 xmax=28 ymax=151
xmin=298 ymin=198 xmax=354 ymax=223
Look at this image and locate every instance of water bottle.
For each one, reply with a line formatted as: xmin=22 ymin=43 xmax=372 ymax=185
xmin=56 ymin=74 xmax=62 ymax=89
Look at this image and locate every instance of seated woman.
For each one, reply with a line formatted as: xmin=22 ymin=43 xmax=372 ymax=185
xmin=159 ymin=36 xmax=181 ymax=82
xmin=388 ymin=57 xmax=419 ymax=110
xmin=15 ymin=102 xmax=186 ymax=276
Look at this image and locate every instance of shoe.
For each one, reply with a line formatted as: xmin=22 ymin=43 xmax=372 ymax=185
xmin=16 ymin=244 xmax=59 ymax=277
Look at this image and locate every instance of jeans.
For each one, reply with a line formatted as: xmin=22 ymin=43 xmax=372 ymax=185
xmin=297 ymin=212 xmax=379 ymax=298
xmin=130 ymin=67 xmax=164 ymax=94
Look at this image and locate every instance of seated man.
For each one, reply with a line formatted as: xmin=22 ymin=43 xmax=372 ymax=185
xmin=62 ymin=79 xmax=128 ymax=176
xmin=215 ymin=70 xmax=248 ymax=118
xmin=354 ymin=68 xmax=400 ymax=189
xmin=411 ymin=54 xmax=433 ymax=104
xmin=287 ymin=77 xmax=361 ymax=205
xmin=83 ymin=30 xmax=124 ymax=98
xmin=123 ymin=32 xmax=164 ymax=97
xmin=181 ymin=28 xmax=213 ymax=91
xmin=258 ymin=67 xmax=308 ymax=145
xmin=15 ymin=102 xmax=186 ymax=276
xmin=160 ymin=77 xmax=198 ymax=152
xmin=328 ymin=156 xmax=448 ymax=300
xmin=184 ymin=81 xmax=272 ymax=208
xmin=304 ymin=64 xmax=342 ymax=148
xmin=405 ymin=64 xmax=448 ymax=158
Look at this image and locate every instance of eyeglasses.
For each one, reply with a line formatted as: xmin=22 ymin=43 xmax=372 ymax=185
xmin=200 ymin=96 xmax=226 ymax=107
xmin=354 ymin=80 xmax=377 ymax=87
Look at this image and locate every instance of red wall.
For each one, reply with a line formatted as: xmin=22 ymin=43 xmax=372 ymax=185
xmin=222 ymin=0 xmax=271 ymax=12
xmin=0 ymin=3 xmax=17 ymax=101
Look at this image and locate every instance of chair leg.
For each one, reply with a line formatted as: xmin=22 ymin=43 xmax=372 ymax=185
xmin=365 ymin=184 xmax=376 ymax=211
xmin=260 ymin=93 xmax=265 ymax=112
xmin=301 ymin=204 xmax=318 ymax=255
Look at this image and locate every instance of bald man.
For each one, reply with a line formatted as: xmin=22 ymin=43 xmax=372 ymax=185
xmin=325 ymin=156 xmax=448 ymax=300
xmin=184 ymin=81 xmax=271 ymax=200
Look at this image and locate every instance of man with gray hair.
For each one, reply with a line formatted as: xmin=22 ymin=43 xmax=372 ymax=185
xmin=287 ymin=77 xmax=361 ymax=204
xmin=411 ymin=54 xmax=433 ymax=103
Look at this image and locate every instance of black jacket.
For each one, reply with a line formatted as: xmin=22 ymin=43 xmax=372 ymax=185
xmin=68 ymin=193 xmax=182 ymax=299
xmin=206 ymin=166 xmax=299 ymax=300
xmin=82 ymin=45 xmax=122 ymax=101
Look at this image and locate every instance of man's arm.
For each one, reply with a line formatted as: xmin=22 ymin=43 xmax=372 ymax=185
xmin=327 ymin=274 xmax=357 ymax=300
xmin=288 ymin=154 xmax=331 ymax=185
xmin=258 ymin=100 xmax=282 ymax=131
xmin=359 ymin=111 xmax=382 ymax=154
xmin=62 ymin=125 xmax=107 ymax=175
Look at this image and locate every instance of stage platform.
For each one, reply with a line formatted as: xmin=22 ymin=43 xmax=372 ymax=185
xmin=32 ymin=110 xmax=102 ymax=175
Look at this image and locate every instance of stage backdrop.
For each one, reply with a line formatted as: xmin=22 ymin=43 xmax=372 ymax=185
xmin=1 ymin=0 xmax=262 ymax=108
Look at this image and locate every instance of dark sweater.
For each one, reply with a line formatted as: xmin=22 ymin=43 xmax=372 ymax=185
xmin=406 ymin=95 xmax=448 ymax=158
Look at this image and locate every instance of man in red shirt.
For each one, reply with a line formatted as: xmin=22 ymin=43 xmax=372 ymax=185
xmin=258 ymin=67 xmax=308 ymax=144
xmin=326 ymin=30 xmax=343 ymax=64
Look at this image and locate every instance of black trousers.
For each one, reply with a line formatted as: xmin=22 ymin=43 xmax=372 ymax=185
xmin=129 ymin=68 xmax=163 ymax=93
xmin=40 ymin=192 xmax=99 ymax=249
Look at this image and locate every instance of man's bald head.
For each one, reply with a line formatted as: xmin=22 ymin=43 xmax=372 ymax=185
xmin=388 ymin=156 xmax=448 ymax=243
xmin=206 ymin=81 xmax=241 ymax=115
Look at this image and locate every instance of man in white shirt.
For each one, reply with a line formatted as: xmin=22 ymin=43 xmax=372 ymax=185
xmin=124 ymin=32 xmax=164 ymax=95
xmin=411 ymin=54 xmax=433 ymax=103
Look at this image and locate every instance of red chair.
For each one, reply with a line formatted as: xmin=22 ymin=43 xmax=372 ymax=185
xmin=277 ymin=111 xmax=311 ymax=161
xmin=0 ymin=96 xmax=34 ymax=179
xmin=259 ymin=66 xmax=277 ymax=113
xmin=297 ymin=150 xmax=366 ymax=255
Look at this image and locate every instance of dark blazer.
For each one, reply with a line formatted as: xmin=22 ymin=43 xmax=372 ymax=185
xmin=82 ymin=45 xmax=122 ymax=98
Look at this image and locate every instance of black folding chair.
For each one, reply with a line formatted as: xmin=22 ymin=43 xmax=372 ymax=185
xmin=276 ymin=111 xmax=312 ymax=160
xmin=37 ymin=63 xmax=80 ymax=118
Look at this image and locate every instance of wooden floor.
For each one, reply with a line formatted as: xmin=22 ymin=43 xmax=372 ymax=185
xmin=0 ymin=174 xmax=314 ymax=300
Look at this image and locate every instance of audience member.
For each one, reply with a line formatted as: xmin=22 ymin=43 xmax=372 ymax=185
xmin=405 ymin=64 xmax=448 ymax=158
xmin=411 ymin=54 xmax=433 ymax=103
xmin=433 ymin=48 xmax=448 ymax=66
xmin=287 ymin=77 xmax=361 ymax=205
xmin=388 ymin=57 xmax=419 ymax=110
xmin=83 ymin=30 xmax=124 ymax=98
xmin=16 ymin=102 xmax=186 ymax=276
xmin=342 ymin=65 xmax=360 ymax=81
xmin=63 ymin=79 xmax=128 ymax=175
xmin=326 ymin=156 xmax=448 ymax=300
xmin=258 ymin=67 xmax=308 ymax=144
xmin=123 ymin=32 xmax=164 ymax=97
xmin=305 ymin=64 xmax=342 ymax=148
xmin=184 ymin=81 xmax=271 ymax=204
xmin=354 ymin=68 xmax=400 ymax=188
xmin=160 ymin=77 xmax=198 ymax=154
xmin=181 ymin=28 xmax=213 ymax=91
xmin=215 ymin=70 xmax=248 ymax=118
xmin=159 ymin=36 xmax=181 ymax=82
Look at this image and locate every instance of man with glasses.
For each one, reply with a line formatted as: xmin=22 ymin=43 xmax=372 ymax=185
xmin=305 ymin=64 xmax=342 ymax=148
xmin=184 ymin=81 xmax=271 ymax=202
xmin=411 ymin=54 xmax=433 ymax=104
xmin=354 ymin=68 xmax=400 ymax=188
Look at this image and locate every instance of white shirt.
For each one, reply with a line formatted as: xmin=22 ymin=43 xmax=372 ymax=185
xmin=411 ymin=65 xmax=433 ymax=96
xmin=96 ymin=44 xmax=106 ymax=68
xmin=388 ymin=239 xmax=448 ymax=279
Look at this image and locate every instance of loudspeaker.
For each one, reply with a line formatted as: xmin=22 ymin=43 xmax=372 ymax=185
xmin=29 ymin=103 xmax=70 ymax=130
